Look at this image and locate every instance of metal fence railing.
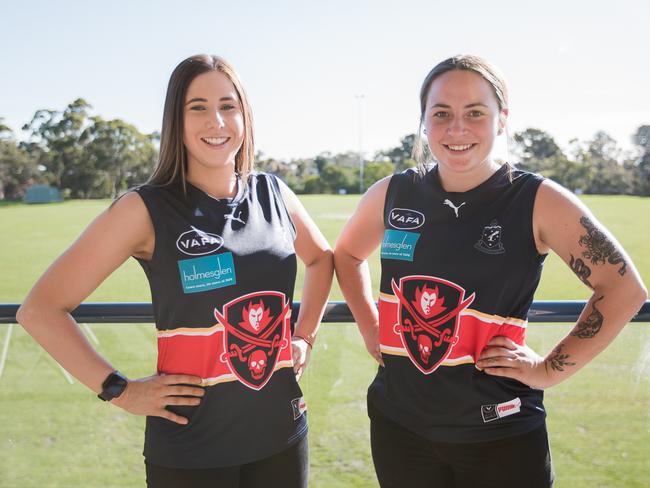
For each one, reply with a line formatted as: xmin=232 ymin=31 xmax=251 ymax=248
xmin=1 ymin=301 xmax=649 ymax=324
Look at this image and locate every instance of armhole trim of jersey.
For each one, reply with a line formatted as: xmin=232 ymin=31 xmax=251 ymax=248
xmin=268 ymin=174 xmax=297 ymax=241
xmin=130 ymin=186 xmax=159 ymax=265
xmin=527 ymin=174 xmax=548 ymax=261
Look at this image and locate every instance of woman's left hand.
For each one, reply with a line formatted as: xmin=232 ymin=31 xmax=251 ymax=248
xmin=476 ymin=336 xmax=552 ymax=389
xmin=291 ymin=336 xmax=312 ymax=381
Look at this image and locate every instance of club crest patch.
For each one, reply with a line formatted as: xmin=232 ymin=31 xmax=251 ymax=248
xmin=391 ymin=276 xmax=475 ymax=374
xmin=474 ymin=220 xmax=505 ymax=254
xmin=214 ymin=291 xmax=290 ymax=390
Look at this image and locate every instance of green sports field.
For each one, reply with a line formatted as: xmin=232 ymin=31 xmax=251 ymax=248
xmin=0 ymin=195 xmax=648 ymax=487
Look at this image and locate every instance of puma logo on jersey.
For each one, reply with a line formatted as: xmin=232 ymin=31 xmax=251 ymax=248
xmin=389 ymin=208 xmax=425 ymax=230
xmin=443 ymin=199 xmax=466 ymax=218
xmin=225 ymin=210 xmax=246 ymax=225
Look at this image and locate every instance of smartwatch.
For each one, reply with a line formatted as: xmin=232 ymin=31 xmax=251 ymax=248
xmin=98 ymin=370 xmax=128 ymax=401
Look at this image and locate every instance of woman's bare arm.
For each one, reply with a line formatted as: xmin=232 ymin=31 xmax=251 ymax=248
xmin=278 ymin=181 xmax=334 ymax=380
xmin=17 ymin=192 xmax=204 ymax=424
xmin=334 ymin=177 xmax=390 ymax=365
xmin=477 ymin=180 xmax=647 ymax=388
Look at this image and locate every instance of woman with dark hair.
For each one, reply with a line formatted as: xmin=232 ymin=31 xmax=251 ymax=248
xmin=18 ymin=54 xmax=333 ymax=488
xmin=334 ymin=54 xmax=646 ymax=487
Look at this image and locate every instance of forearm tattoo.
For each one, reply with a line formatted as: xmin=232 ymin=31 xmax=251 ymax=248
xmin=578 ymin=216 xmax=627 ymax=276
xmin=569 ymin=254 xmax=594 ymax=289
xmin=545 ymin=344 xmax=576 ymax=373
xmin=570 ymin=295 xmax=604 ymax=339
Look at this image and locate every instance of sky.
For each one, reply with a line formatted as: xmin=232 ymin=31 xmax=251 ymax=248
xmin=1 ymin=0 xmax=648 ymax=161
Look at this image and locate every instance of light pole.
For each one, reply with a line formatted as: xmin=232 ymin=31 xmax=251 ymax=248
xmin=355 ymin=94 xmax=365 ymax=194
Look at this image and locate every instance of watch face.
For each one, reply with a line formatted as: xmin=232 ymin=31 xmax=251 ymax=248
xmin=99 ymin=371 xmax=127 ymax=401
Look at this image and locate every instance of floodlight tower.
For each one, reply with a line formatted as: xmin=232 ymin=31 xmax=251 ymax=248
xmin=355 ymin=94 xmax=365 ymax=194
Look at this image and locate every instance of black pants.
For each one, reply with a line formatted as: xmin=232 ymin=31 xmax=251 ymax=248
xmin=370 ymin=409 xmax=554 ymax=488
xmin=145 ymin=435 xmax=308 ymax=488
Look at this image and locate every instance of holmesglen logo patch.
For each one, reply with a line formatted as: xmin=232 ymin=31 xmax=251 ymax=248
xmin=381 ymin=230 xmax=420 ymax=262
xmin=176 ymin=227 xmax=223 ymax=256
xmin=388 ymin=208 xmax=425 ymax=230
xmin=178 ymin=252 xmax=236 ymax=294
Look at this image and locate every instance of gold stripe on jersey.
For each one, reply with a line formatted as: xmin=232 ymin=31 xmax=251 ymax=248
xmin=157 ymin=323 xmax=225 ymax=338
xmin=380 ymin=345 xmax=409 ymax=357
xmin=158 ymin=307 xmax=291 ymax=338
xmin=462 ymin=308 xmax=528 ymax=328
xmin=378 ymin=292 xmax=399 ymax=303
xmin=441 ymin=355 xmax=475 ymax=366
xmin=380 ymin=346 xmax=476 ymax=367
xmin=201 ymin=360 xmax=294 ymax=386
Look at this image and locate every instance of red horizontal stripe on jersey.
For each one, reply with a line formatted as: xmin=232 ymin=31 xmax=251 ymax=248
xmin=157 ymin=322 xmax=293 ymax=378
xmin=379 ymin=299 xmax=525 ymax=361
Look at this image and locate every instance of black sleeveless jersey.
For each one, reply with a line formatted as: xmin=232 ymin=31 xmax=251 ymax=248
xmin=369 ymin=164 xmax=547 ymax=443
xmin=133 ymin=173 xmax=307 ymax=468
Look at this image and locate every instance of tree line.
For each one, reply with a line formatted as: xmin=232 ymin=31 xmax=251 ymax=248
xmin=1 ymin=99 xmax=649 ymax=199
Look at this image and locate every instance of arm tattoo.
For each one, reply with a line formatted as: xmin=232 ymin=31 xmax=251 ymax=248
xmin=545 ymin=344 xmax=576 ymax=373
xmin=569 ymin=254 xmax=594 ymax=289
xmin=578 ymin=216 xmax=627 ymax=276
xmin=570 ymin=295 xmax=604 ymax=339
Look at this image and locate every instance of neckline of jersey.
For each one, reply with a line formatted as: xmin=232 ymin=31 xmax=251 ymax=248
xmin=185 ymin=174 xmax=248 ymax=207
xmin=427 ymin=163 xmax=510 ymax=198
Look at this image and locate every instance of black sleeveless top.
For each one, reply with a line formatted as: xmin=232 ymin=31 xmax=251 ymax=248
xmin=133 ymin=173 xmax=307 ymax=468
xmin=369 ymin=164 xmax=547 ymax=443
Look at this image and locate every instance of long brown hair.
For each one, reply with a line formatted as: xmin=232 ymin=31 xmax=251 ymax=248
xmin=413 ymin=55 xmax=509 ymax=175
xmin=148 ymin=54 xmax=255 ymax=189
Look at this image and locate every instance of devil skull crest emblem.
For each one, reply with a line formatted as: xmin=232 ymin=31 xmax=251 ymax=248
xmin=214 ymin=292 xmax=290 ymax=390
xmin=391 ymin=276 xmax=475 ymax=374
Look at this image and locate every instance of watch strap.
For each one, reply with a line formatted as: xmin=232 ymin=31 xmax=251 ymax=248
xmin=98 ymin=370 xmax=128 ymax=401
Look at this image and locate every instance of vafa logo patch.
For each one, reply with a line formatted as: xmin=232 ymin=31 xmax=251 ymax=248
xmin=388 ymin=208 xmax=425 ymax=230
xmin=176 ymin=226 xmax=223 ymax=256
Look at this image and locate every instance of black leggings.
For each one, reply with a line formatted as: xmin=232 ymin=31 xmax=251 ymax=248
xmin=145 ymin=435 xmax=308 ymax=488
xmin=370 ymin=410 xmax=554 ymax=488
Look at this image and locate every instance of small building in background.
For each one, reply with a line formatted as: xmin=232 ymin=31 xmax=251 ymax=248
xmin=23 ymin=185 xmax=62 ymax=204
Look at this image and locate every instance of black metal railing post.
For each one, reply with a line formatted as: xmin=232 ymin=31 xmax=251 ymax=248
xmin=1 ymin=301 xmax=649 ymax=324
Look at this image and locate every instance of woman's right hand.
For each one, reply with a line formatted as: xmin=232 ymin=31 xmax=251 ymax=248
xmin=361 ymin=324 xmax=385 ymax=367
xmin=112 ymin=374 xmax=205 ymax=425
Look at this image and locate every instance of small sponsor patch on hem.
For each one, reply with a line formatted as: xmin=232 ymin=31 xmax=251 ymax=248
xmin=481 ymin=397 xmax=521 ymax=423
xmin=291 ymin=396 xmax=307 ymax=420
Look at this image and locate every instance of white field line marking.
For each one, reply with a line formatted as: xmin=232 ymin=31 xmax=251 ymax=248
xmin=57 ymin=362 xmax=74 ymax=384
xmin=0 ymin=324 xmax=14 ymax=380
xmin=81 ymin=323 xmax=100 ymax=345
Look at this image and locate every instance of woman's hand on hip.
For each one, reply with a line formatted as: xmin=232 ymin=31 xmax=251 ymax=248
xmin=476 ymin=336 xmax=552 ymax=389
xmin=111 ymin=374 xmax=205 ymax=425
xmin=361 ymin=325 xmax=385 ymax=367
xmin=291 ymin=337 xmax=312 ymax=381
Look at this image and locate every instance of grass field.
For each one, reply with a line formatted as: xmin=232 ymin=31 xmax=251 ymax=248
xmin=0 ymin=195 xmax=649 ymax=487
